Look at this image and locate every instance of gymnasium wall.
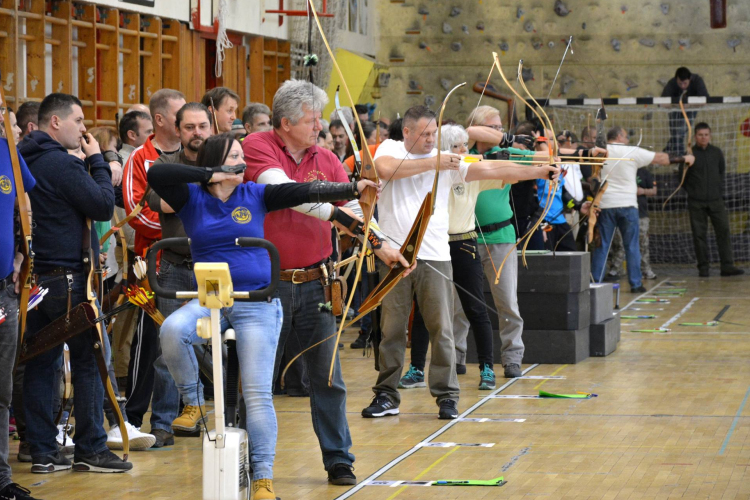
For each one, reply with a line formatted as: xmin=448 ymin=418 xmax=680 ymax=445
xmin=374 ymin=0 xmax=750 ymax=123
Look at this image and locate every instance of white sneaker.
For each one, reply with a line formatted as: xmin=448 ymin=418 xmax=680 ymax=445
xmin=56 ymin=424 xmax=75 ymax=455
xmin=107 ymin=422 xmax=156 ymax=451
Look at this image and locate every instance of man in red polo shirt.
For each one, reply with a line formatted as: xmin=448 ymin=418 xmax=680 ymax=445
xmin=243 ymin=79 xmax=410 ymax=486
xmin=122 ymin=89 xmax=185 ymax=440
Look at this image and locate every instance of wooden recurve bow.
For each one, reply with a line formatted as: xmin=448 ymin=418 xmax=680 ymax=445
xmin=84 ymin=164 xmax=129 ymax=459
xmin=661 ymin=91 xmax=693 ymax=210
xmin=98 ymin=186 xmax=152 ymax=244
xmin=280 ymin=0 xmax=381 ymax=388
xmin=1 ymin=73 xmax=34 ymax=367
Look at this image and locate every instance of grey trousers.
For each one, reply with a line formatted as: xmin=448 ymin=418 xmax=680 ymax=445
xmin=452 ymin=291 xmax=471 ymax=365
xmin=374 ymin=259 xmax=459 ymax=406
xmin=479 ymin=244 xmax=525 ymax=366
xmin=0 ymin=287 xmax=19 ymax=490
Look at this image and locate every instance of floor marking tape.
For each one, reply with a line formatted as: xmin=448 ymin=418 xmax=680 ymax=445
xmin=660 ymin=297 xmax=700 ymax=329
xmin=333 ymin=364 xmax=540 ymax=500
xmin=457 ymin=417 xmax=526 ymax=423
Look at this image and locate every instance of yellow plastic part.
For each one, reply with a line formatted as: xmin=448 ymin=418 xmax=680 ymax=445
xmin=196 ymin=317 xmax=211 ymax=340
xmin=194 ymin=262 xmax=235 ymax=309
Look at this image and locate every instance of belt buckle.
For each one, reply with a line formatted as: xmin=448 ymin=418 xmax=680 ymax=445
xmin=291 ymin=269 xmax=305 ymax=284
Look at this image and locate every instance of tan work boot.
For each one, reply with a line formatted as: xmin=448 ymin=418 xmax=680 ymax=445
xmin=171 ymin=405 xmax=207 ymax=432
xmin=252 ymin=478 xmax=276 ymax=500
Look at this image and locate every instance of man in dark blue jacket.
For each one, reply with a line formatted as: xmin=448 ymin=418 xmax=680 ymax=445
xmin=19 ymin=93 xmax=132 ymax=474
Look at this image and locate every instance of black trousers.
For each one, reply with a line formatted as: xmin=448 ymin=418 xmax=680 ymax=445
xmin=545 ymin=222 xmax=577 ymax=252
xmin=125 ymin=310 xmax=159 ymax=427
xmin=410 ymin=239 xmax=495 ymax=370
xmin=688 ymin=198 xmax=735 ymax=271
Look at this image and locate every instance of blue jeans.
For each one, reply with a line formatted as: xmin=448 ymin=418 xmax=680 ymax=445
xmin=273 ymin=280 xmax=355 ymax=470
xmin=24 ymin=273 xmax=108 ymax=458
xmin=160 ymin=298 xmax=282 ymax=480
xmin=592 ymin=207 xmax=642 ymax=288
xmin=150 ymin=258 xmax=195 ymax=433
xmin=0 ymin=285 xmax=19 ymax=489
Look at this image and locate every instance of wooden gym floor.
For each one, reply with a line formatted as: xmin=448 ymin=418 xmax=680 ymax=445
xmin=9 ymin=274 xmax=750 ymax=499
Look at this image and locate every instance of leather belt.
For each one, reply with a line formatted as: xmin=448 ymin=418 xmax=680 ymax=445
xmin=280 ymin=266 xmax=325 ymax=284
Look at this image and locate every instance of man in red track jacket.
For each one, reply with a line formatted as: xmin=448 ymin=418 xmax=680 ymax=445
xmin=121 ymin=89 xmax=185 ymax=440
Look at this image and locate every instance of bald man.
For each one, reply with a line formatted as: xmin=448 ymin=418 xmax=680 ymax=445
xmin=126 ymin=103 xmax=151 ymax=119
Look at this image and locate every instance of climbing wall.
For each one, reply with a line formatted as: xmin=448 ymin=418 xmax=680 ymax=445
xmin=375 ymin=0 xmax=750 ymax=123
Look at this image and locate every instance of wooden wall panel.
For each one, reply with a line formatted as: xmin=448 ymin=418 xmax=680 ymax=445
xmin=50 ymin=0 xmax=73 ymax=95
xmin=74 ymin=3 xmax=97 ymax=124
xmin=120 ymin=11 xmax=141 ymax=108
xmin=22 ymin=1 xmax=46 ymax=102
xmin=0 ymin=1 xmax=19 ymax=107
xmin=0 ymin=4 xmax=291 ymax=127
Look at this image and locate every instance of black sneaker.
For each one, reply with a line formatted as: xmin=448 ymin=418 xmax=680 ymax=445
xmin=72 ymin=449 xmax=133 ymax=473
xmin=151 ymin=428 xmax=175 ymax=448
xmin=327 ymin=463 xmax=356 ymax=485
xmin=721 ymin=267 xmax=744 ymax=277
xmin=17 ymin=441 xmax=32 ymax=462
xmin=438 ymin=399 xmax=458 ymax=419
xmin=30 ymin=451 xmax=71 ymax=474
xmin=630 ymin=285 xmax=646 ymax=293
xmin=504 ymin=363 xmax=522 ymax=378
xmin=0 ymin=483 xmax=41 ymax=500
xmin=350 ymin=330 xmax=369 ymax=349
xmin=361 ymin=393 xmax=399 ymax=418
xmin=456 ymin=363 xmax=467 ymax=375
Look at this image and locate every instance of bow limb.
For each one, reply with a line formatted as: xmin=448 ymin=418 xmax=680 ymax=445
xmin=307 ymin=0 xmax=379 ymax=386
xmin=661 ymin=92 xmax=693 ymax=210
xmin=517 ymin=59 xmax=561 ymax=267
xmin=491 ymin=52 xmax=553 ymax=284
xmin=99 ymin=186 xmax=152 ymax=245
xmin=1 ymin=77 xmax=34 ymax=368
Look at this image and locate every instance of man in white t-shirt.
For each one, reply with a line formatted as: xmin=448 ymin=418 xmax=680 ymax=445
xmin=362 ymin=106 xmax=549 ymax=420
xmin=593 ymin=126 xmax=694 ymax=291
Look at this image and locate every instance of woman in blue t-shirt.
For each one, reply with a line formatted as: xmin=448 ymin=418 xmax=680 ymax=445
xmin=147 ymin=133 xmax=375 ymax=498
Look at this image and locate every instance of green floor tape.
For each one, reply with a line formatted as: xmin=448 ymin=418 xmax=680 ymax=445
xmin=539 ymin=390 xmax=597 ymax=399
xmin=631 ymin=328 xmax=670 ymax=333
xmin=433 ymin=476 xmax=505 ymax=486
xmin=679 ymin=321 xmax=719 ymax=326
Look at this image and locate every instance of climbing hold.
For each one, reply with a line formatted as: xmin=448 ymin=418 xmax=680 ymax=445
xmin=451 ymin=41 xmax=462 ymax=51
xmin=560 ymin=75 xmax=575 ymax=95
xmin=476 ymin=21 xmax=485 ymax=31
xmin=582 ymin=22 xmax=587 ymax=30
xmin=639 ymin=38 xmax=655 ymax=48
xmin=548 ymin=41 xmax=555 ymax=49
xmin=621 ymin=5 xmax=628 ymax=13
xmin=424 ymin=95 xmax=436 ymax=107
xmin=378 ymin=73 xmax=391 ymax=87
xmin=408 ymin=79 xmax=421 ymax=90
xmin=440 ymin=78 xmax=452 ymax=91
xmin=524 ymin=20 xmax=535 ymax=32
xmin=418 ymin=41 xmax=429 ymax=50
xmin=450 ymin=6 xmax=462 ymax=17
xmin=624 ymin=78 xmax=638 ymax=91
xmin=499 ymin=41 xmax=509 ymax=52
xmin=554 ymin=0 xmax=571 ymax=16
xmin=663 ymin=39 xmax=673 ymax=50
xmin=660 ymin=3 xmax=669 ymax=14
xmin=532 ymin=39 xmax=543 ymax=50
xmin=517 ymin=7 xmax=525 ymax=19
xmin=462 ymin=25 xmax=469 ymax=34
xmin=727 ymin=37 xmax=741 ymax=52
xmin=678 ymin=38 xmax=690 ymax=49
xmin=442 ymin=22 xmax=452 ymax=34
xmin=418 ymin=6 xmax=429 ymax=16
xmin=522 ymin=67 xmax=534 ymax=82
xmin=611 ymin=38 xmax=621 ymax=51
